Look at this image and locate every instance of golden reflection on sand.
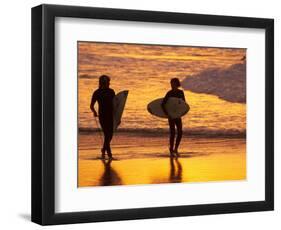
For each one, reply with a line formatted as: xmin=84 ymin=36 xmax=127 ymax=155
xmin=77 ymin=42 xmax=246 ymax=187
xmin=78 ymin=135 xmax=246 ymax=187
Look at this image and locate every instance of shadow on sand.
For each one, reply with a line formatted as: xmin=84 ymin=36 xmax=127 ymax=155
xmin=98 ymin=159 xmax=123 ymax=186
xmin=85 ymin=150 xmax=208 ymax=186
xmin=169 ymin=156 xmax=183 ymax=183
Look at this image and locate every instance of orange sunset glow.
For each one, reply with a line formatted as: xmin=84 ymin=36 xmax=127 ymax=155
xmin=78 ymin=41 xmax=246 ymax=187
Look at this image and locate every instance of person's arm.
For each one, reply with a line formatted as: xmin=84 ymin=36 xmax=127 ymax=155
xmin=111 ymin=89 xmax=116 ymax=108
xmin=161 ymin=92 xmax=169 ymax=117
xmin=90 ymin=91 xmax=98 ymax=117
xmin=181 ymin=90 xmax=186 ymax=102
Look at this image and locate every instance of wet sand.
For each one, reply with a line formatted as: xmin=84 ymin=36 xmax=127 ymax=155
xmin=78 ymin=132 xmax=246 ymax=187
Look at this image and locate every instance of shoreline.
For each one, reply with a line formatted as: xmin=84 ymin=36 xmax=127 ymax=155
xmin=78 ymin=128 xmax=246 ymax=138
xmin=78 ymin=135 xmax=246 ymax=187
xmin=78 ymin=133 xmax=246 ymax=186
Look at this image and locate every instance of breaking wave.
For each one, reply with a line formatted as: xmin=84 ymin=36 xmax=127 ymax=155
xmin=181 ymin=62 xmax=246 ymax=103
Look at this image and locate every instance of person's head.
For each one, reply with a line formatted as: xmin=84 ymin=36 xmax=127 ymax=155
xmin=170 ymin=78 xmax=181 ymax=90
xmin=99 ymin=75 xmax=110 ymax=88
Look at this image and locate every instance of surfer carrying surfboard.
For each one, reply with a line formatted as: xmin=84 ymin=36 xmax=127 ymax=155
xmin=90 ymin=75 xmax=115 ymax=160
xmin=161 ymin=78 xmax=186 ymax=156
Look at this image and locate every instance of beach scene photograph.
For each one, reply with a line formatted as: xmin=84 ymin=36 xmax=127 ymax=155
xmin=78 ymin=41 xmax=246 ymax=187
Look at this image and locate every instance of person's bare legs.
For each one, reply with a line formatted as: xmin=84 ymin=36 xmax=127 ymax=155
xmin=105 ymin=130 xmax=113 ymax=159
xmin=174 ymin=118 xmax=182 ymax=155
xmin=168 ymin=118 xmax=176 ymax=156
xmin=100 ymin=117 xmax=114 ymax=159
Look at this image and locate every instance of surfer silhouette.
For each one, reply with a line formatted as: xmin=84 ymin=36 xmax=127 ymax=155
xmin=90 ymin=75 xmax=115 ymax=160
xmin=161 ymin=78 xmax=186 ymax=156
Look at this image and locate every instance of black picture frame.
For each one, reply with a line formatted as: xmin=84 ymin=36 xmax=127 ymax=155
xmin=31 ymin=4 xmax=274 ymax=225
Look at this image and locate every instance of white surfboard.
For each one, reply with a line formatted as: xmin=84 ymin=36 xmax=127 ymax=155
xmin=147 ymin=97 xmax=190 ymax=119
xmin=113 ymin=90 xmax=129 ymax=131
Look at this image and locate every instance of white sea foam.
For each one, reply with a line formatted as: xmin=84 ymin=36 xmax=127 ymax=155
xmin=181 ymin=62 xmax=246 ymax=103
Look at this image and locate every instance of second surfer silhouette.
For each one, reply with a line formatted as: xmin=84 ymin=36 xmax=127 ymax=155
xmin=161 ymin=78 xmax=186 ymax=156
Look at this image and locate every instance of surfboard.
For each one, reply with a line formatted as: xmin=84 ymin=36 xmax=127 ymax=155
xmin=113 ymin=90 xmax=129 ymax=131
xmin=147 ymin=97 xmax=190 ymax=119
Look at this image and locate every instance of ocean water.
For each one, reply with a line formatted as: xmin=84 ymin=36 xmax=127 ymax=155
xmin=78 ymin=42 xmax=246 ymax=135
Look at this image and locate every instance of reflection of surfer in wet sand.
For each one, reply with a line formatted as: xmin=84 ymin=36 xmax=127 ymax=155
xmin=99 ymin=159 xmax=122 ymax=186
xmin=90 ymin=75 xmax=115 ymax=160
xmin=162 ymin=78 xmax=186 ymax=156
xmin=169 ymin=157 xmax=182 ymax=183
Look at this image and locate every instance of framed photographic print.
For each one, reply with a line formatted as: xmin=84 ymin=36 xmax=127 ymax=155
xmin=31 ymin=4 xmax=274 ymax=225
